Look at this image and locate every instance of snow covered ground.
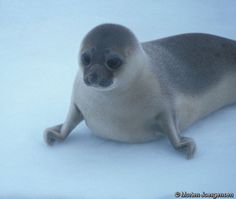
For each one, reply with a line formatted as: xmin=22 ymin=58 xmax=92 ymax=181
xmin=0 ymin=0 xmax=236 ymax=198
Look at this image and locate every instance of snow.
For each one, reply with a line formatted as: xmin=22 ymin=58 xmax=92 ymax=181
xmin=0 ymin=0 xmax=236 ymax=198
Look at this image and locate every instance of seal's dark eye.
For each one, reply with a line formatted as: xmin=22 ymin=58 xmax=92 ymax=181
xmin=81 ymin=53 xmax=91 ymax=66
xmin=106 ymin=57 xmax=122 ymax=70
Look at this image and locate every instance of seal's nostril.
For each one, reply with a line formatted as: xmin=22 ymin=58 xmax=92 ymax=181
xmin=90 ymin=73 xmax=98 ymax=83
xmin=84 ymin=77 xmax=91 ymax=85
xmin=99 ymin=79 xmax=112 ymax=87
xmin=85 ymin=73 xmax=98 ymax=85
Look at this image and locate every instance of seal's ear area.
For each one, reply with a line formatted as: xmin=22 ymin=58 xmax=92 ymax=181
xmin=124 ymin=48 xmax=133 ymax=57
xmin=124 ymin=45 xmax=142 ymax=57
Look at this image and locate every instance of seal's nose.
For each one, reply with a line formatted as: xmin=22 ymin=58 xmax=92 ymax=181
xmin=88 ymin=73 xmax=98 ymax=84
xmin=84 ymin=72 xmax=98 ymax=85
xmin=99 ymin=79 xmax=112 ymax=87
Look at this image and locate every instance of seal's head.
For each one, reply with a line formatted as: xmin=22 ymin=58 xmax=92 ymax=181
xmin=79 ymin=23 xmax=145 ymax=91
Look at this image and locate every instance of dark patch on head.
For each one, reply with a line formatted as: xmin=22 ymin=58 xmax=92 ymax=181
xmin=214 ymin=52 xmax=221 ymax=58
xmin=221 ymin=43 xmax=227 ymax=48
xmin=81 ymin=24 xmax=139 ymax=56
xmin=80 ymin=24 xmax=139 ymax=88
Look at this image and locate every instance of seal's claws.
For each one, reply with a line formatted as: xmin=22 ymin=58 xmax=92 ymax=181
xmin=178 ymin=137 xmax=196 ymax=159
xmin=44 ymin=130 xmax=56 ymax=146
xmin=43 ymin=124 xmax=63 ymax=146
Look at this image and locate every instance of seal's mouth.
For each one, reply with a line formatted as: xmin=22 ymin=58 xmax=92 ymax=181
xmin=84 ymin=75 xmax=113 ymax=88
xmin=83 ymin=75 xmax=117 ymax=92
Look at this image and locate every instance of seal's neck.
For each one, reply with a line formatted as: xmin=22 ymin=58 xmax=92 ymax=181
xmin=107 ymin=50 xmax=161 ymax=97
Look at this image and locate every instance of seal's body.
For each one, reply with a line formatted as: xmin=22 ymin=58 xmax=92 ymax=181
xmin=143 ymin=34 xmax=236 ymax=130
xmin=74 ymin=61 xmax=163 ymax=142
xmin=44 ymin=24 xmax=236 ymax=159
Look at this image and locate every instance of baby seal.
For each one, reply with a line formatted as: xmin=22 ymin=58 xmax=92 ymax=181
xmin=44 ymin=23 xmax=236 ymax=159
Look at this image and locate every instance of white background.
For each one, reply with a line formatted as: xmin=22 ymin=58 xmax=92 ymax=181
xmin=0 ymin=0 xmax=236 ymax=198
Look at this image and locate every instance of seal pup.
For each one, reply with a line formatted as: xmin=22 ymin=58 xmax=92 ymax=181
xmin=44 ymin=23 xmax=236 ymax=159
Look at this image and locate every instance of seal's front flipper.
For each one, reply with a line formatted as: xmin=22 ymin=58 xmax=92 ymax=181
xmin=172 ymin=136 xmax=196 ymax=159
xmin=44 ymin=124 xmax=63 ymax=145
xmin=159 ymin=112 xmax=196 ymax=159
xmin=44 ymin=103 xmax=84 ymax=146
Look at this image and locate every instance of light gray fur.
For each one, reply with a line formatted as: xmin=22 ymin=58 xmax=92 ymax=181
xmin=44 ymin=24 xmax=236 ymax=159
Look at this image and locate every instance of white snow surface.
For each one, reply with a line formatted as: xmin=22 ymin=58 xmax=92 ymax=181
xmin=0 ymin=0 xmax=236 ymax=198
